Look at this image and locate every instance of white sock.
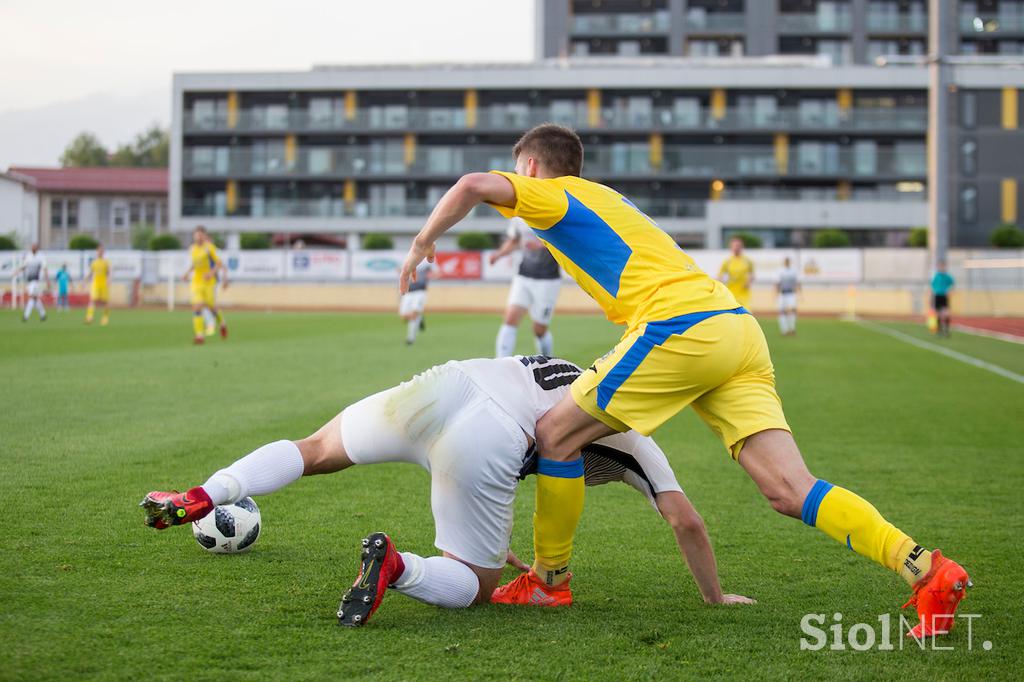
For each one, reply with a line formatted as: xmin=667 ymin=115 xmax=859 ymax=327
xmin=535 ymin=331 xmax=554 ymax=356
xmin=202 ymin=440 xmax=305 ymax=505
xmin=496 ymin=323 xmax=517 ymax=357
xmin=24 ymin=300 xmax=34 ymax=318
xmin=36 ymin=299 xmax=46 ymax=318
xmin=779 ymin=313 xmax=788 ymax=334
xmin=789 ymin=312 xmax=797 ymax=333
xmin=393 ymin=553 xmax=479 ymax=608
xmin=406 ymin=317 xmax=419 ymax=343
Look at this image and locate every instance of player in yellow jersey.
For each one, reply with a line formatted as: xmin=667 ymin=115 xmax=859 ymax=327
xmin=85 ymin=244 xmax=110 ymax=326
xmin=718 ymin=237 xmax=754 ymax=307
xmin=182 ymin=226 xmax=229 ymax=345
xmin=399 ymin=124 xmax=969 ymax=637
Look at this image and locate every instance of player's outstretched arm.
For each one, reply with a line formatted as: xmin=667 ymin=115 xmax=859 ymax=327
xmin=488 ymin=235 xmax=521 ymax=265
xmin=655 ymin=491 xmax=755 ymax=605
xmin=400 ymin=173 xmax=515 ymax=292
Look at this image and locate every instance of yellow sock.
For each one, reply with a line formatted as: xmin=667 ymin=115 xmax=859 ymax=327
xmin=192 ymin=313 xmax=205 ymax=337
xmin=100 ymin=309 xmax=109 ymax=325
xmin=804 ymin=480 xmax=931 ymax=586
xmin=532 ymin=457 xmax=585 ymax=586
xmin=215 ymin=310 xmax=224 ymax=326
xmin=85 ymin=303 xmax=94 ymax=322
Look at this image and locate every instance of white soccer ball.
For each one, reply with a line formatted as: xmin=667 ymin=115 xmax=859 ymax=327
xmin=192 ymin=497 xmax=261 ymax=554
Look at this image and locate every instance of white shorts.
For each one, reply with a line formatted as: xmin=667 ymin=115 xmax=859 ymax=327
xmin=399 ymin=290 xmax=427 ymax=316
xmin=778 ymin=292 xmax=797 ymax=311
xmin=339 ymin=363 xmax=527 ymax=569
xmin=508 ymin=275 xmax=560 ymax=326
xmin=26 ymin=280 xmax=41 ymax=297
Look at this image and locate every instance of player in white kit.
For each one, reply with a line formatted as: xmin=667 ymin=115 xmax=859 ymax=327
xmin=14 ymin=243 xmax=48 ymax=322
xmin=776 ymin=257 xmax=800 ymax=336
xmin=490 ymin=218 xmax=562 ymax=357
xmin=399 ymin=260 xmax=435 ymax=345
xmin=141 ymin=356 xmax=753 ymax=627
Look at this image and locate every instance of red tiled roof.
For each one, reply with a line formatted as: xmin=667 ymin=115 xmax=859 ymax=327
xmin=8 ymin=166 xmax=167 ymax=195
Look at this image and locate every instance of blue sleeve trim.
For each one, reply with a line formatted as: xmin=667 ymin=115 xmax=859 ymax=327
xmin=537 ymin=457 xmax=584 ymax=479
xmin=801 ymin=479 xmax=834 ymax=527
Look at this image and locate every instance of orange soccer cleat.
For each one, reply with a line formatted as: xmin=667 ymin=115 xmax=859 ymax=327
xmin=140 ymin=486 xmax=214 ymax=529
xmin=491 ymin=569 xmax=573 ymax=607
xmin=902 ymin=549 xmax=971 ymax=638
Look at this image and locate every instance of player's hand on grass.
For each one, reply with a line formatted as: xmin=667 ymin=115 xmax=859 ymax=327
xmin=399 ymin=241 xmax=435 ymax=294
xmin=715 ymin=594 xmax=756 ymax=605
xmin=505 ymin=550 xmax=530 ymax=572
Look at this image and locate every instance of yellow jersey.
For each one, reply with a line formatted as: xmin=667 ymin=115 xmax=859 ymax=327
xmin=719 ymin=255 xmax=754 ymax=290
xmin=190 ymin=243 xmax=222 ymax=284
xmin=488 ymin=171 xmax=737 ymax=330
xmin=90 ymin=257 xmax=110 ymax=286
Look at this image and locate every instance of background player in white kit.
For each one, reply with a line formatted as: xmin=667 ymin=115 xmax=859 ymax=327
xmin=776 ymin=257 xmax=800 ymax=336
xmin=141 ymin=356 xmax=753 ymax=627
xmin=489 ymin=217 xmax=561 ymax=357
xmin=14 ymin=243 xmax=49 ymax=322
xmin=399 ymin=260 xmax=435 ymax=345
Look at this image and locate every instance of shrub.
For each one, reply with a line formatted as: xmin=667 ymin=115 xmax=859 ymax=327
xmin=908 ymin=226 xmax=928 ymax=248
xmin=990 ymin=223 xmax=1024 ymax=248
xmin=209 ymin=233 xmax=226 ymax=249
xmin=362 ymin=233 xmax=394 ymax=250
xmin=812 ymin=229 xmax=851 ymax=248
xmin=456 ymin=231 xmax=494 ymax=251
xmin=68 ymin=234 xmax=100 ymax=250
xmin=240 ymin=232 xmax=271 ymax=250
xmin=728 ymin=232 xmax=762 ymax=249
xmin=0 ymin=234 xmax=17 ymax=250
xmin=148 ymin=233 xmax=182 ymax=251
xmin=131 ymin=224 xmax=156 ymax=250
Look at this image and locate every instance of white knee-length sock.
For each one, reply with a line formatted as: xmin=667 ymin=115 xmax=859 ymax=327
xmin=36 ymin=299 xmax=46 ymax=318
xmin=202 ymin=440 xmax=305 ymax=505
xmin=23 ymin=299 xmax=34 ymax=318
xmin=496 ymin=323 xmax=517 ymax=357
xmin=534 ymin=331 xmax=554 ymax=356
xmin=406 ymin=316 xmax=420 ymax=343
xmin=392 ymin=553 xmax=479 ymax=608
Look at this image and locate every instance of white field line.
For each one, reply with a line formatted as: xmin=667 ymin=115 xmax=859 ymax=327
xmin=855 ymin=320 xmax=1024 ymax=386
xmin=951 ymin=324 xmax=1024 ymax=346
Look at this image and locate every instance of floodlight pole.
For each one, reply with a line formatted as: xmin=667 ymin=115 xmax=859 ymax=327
xmin=928 ymin=0 xmax=953 ymax=266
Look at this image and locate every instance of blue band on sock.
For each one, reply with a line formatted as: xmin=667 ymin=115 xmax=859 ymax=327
xmin=537 ymin=457 xmax=584 ymax=479
xmin=801 ymin=479 xmax=834 ymax=527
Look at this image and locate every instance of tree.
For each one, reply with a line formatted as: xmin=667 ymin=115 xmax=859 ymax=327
xmin=362 ymin=233 xmax=394 ymax=250
xmin=812 ymin=229 xmax=852 ymax=248
xmin=110 ymin=125 xmax=169 ymax=167
xmin=240 ymin=233 xmax=272 ymax=250
xmin=728 ymin=231 xmax=763 ymax=248
xmin=69 ymin=234 xmax=100 ymax=250
xmin=60 ymin=133 xmax=109 ymax=167
xmin=456 ymin=231 xmax=494 ymax=250
xmin=908 ymin=227 xmax=928 ymax=248
xmin=990 ymin=223 xmax=1024 ymax=248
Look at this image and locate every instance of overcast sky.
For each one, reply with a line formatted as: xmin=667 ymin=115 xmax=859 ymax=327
xmin=0 ymin=0 xmax=535 ymax=167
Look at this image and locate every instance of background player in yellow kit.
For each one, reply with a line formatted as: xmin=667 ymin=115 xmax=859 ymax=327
xmin=718 ymin=237 xmax=754 ymax=308
xmin=399 ymin=123 xmax=970 ymax=638
xmin=85 ymin=244 xmax=110 ymax=326
xmin=182 ymin=226 xmax=229 ymax=345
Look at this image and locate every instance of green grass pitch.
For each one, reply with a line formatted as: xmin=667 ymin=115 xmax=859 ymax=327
xmin=1 ymin=308 xmax=1021 ymax=680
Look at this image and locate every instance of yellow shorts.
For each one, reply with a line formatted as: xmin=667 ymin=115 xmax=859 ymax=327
xmin=90 ymin=284 xmax=108 ymax=302
xmin=190 ymin=281 xmax=216 ymax=308
xmin=570 ymin=308 xmax=790 ymax=459
xmin=727 ymin=284 xmax=751 ymax=307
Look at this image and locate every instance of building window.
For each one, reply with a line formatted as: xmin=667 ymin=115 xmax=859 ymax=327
xmin=145 ymin=202 xmax=157 ymax=226
xmin=960 ymin=92 xmax=977 ymax=129
xmin=114 ymin=206 xmax=126 ymax=228
xmin=960 ymin=185 xmax=978 ymax=224
xmin=51 ymin=199 xmax=63 ymax=228
xmin=66 ymin=200 xmax=79 ymax=228
xmin=960 ymin=139 xmax=977 ymax=176
xmin=98 ymin=200 xmax=111 ymax=227
xmin=160 ymin=202 xmax=169 ymax=228
xmin=129 ymin=201 xmax=142 ymax=225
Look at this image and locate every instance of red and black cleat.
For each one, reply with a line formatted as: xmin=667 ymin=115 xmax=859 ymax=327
xmin=219 ymin=324 xmax=228 ymax=339
xmin=140 ymin=486 xmax=214 ymax=529
xmin=338 ymin=532 xmax=405 ymax=628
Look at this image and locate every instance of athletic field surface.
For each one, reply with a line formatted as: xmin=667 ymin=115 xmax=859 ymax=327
xmin=2 ymin=310 xmax=1021 ymax=680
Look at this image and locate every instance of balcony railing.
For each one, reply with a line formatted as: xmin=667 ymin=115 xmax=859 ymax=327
xmin=866 ymin=12 xmax=928 ymax=33
xmin=184 ymin=105 xmax=927 ymax=135
xmin=182 ymin=144 xmax=926 ymax=181
xmin=571 ymin=11 xmax=671 ymax=34
xmin=684 ymin=12 xmax=746 ymax=33
xmin=181 ymin=197 xmax=707 ymax=219
xmin=777 ymin=12 xmax=853 ymax=33
xmin=960 ymin=12 xmax=1024 ymax=34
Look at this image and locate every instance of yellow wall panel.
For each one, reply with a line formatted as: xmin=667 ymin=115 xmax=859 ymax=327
xmin=1003 ymin=178 xmax=1019 ymax=224
xmin=1002 ymin=87 xmax=1018 ymax=129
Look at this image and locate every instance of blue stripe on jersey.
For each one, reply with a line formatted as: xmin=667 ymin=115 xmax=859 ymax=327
xmin=596 ymin=307 xmax=749 ymax=410
xmin=532 ymin=190 xmax=633 ymax=297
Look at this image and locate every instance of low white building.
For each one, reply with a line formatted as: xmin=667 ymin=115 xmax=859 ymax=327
xmin=0 ymin=170 xmax=39 ymax=248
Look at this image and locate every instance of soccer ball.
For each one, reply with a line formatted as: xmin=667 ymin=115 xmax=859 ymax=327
xmin=192 ymin=497 xmax=261 ymax=554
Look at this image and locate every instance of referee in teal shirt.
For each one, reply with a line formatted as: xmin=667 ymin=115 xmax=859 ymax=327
xmin=930 ymin=261 xmax=954 ymax=337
